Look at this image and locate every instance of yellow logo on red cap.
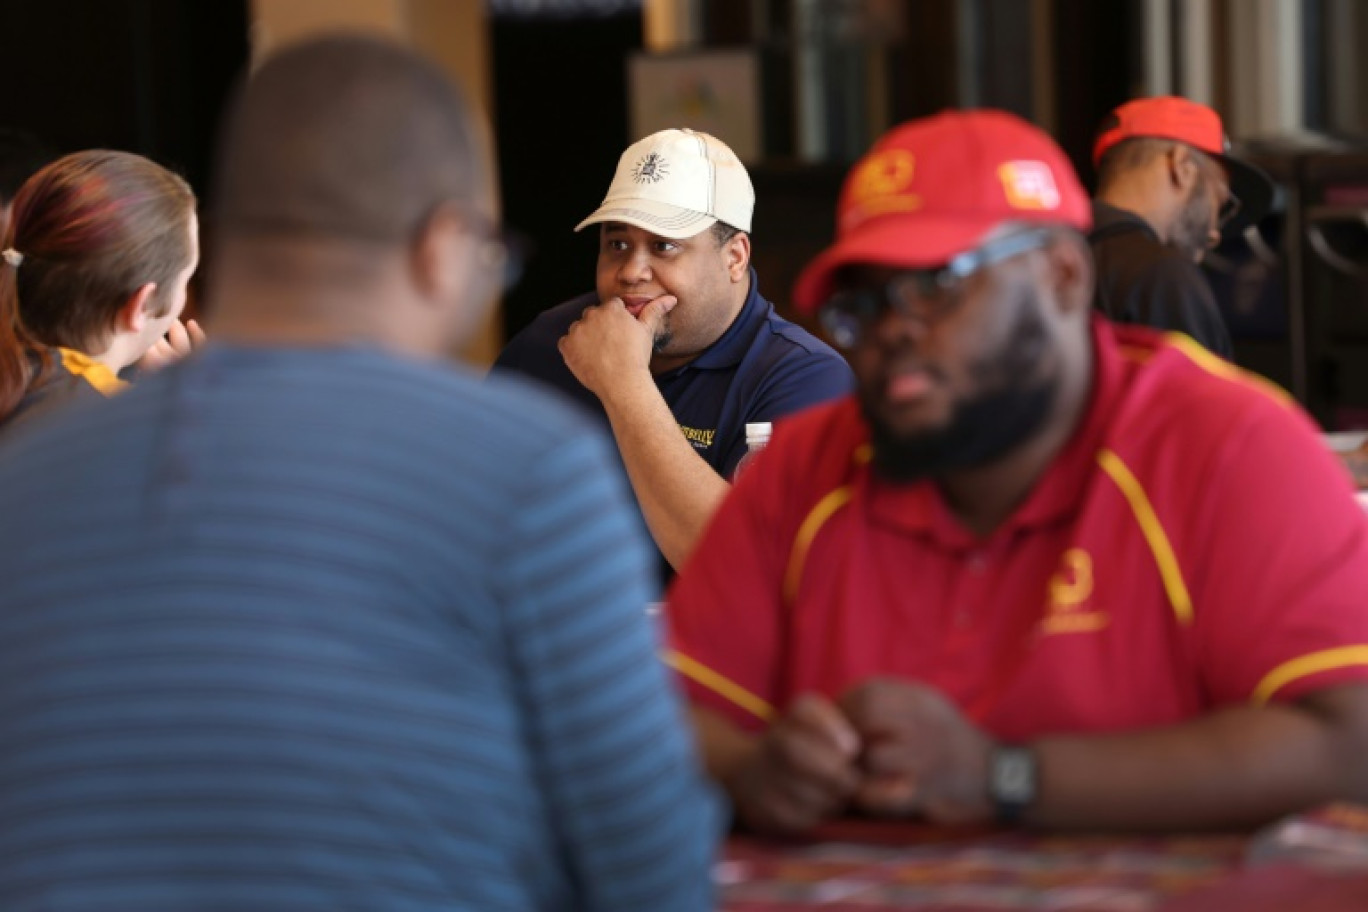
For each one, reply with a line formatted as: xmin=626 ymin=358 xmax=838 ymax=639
xmin=998 ymin=161 xmax=1061 ymax=210
xmin=843 ymin=150 xmax=920 ymax=228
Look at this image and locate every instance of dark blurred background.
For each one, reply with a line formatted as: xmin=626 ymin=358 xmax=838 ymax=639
xmin=0 ymin=0 xmax=1366 ymax=428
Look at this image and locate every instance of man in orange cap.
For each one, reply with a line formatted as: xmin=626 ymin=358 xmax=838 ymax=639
xmin=665 ymin=109 xmax=1368 ymax=836
xmin=1090 ymin=96 xmax=1275 ymax=358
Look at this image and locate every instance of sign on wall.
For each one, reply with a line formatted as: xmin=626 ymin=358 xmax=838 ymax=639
xmin=628 ymin=49 xmax=762 ymax=162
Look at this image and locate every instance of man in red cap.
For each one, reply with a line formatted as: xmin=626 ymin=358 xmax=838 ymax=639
xmin=664 ymin=109 xmax=1368 ymax=835
xmin=1089 ymin=95 xmax=1275 ymax=359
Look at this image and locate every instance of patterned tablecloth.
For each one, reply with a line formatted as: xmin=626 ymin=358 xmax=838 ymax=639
xmin=719 ymin=808 xmax=1368 ymax=911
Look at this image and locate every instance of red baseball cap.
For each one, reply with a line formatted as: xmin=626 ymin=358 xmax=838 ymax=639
xmin=792 ymin=109 xmax=1091 ymax=313
xmin=1092 ymin=96 xmax=1275 ymax=233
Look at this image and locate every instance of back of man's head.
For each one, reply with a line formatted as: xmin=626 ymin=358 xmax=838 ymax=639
xmin=1094 ymin=137 xmax=1170 ymax=194
xmin=212 ymin=34 xmax=482 ymax=245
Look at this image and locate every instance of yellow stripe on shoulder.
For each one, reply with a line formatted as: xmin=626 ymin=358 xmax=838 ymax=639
xmin=58 ymin=347 xmax=128 ymax=397
xmin=1252 ymin=646 xmax=1368 ymax=704
xmin=1164 ymin=333 xmax=1293 ymax=407
xmin=663 ymin=649 xmax=775 ymax=722
xmin=784 ymin=486 xmax=852 ymax=606
xmin=1096 ymin=448 xmax=1193 ymax=626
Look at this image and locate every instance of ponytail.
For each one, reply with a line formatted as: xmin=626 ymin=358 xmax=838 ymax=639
xmin=0 ymin=227 xmax=45 ymax=423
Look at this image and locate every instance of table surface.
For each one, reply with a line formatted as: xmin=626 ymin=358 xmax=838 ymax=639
xmin=718 ymin=812 xmax=1368 ymax=911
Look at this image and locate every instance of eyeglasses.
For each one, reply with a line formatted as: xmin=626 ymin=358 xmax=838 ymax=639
xmin=819 ymin=228 xmax=1054 ymax=349
xmin=1194 ymin=150 xmax=1242 ymax=230
xmin=457 ymin=206 xmax=529 ymax=293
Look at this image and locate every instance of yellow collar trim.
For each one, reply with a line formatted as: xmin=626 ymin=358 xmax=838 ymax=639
xmin=57 ymin=347 xmax=128 ymax=397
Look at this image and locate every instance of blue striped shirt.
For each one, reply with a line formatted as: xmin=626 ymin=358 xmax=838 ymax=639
xmin=0 ymin=345 xmax=720 ymax=911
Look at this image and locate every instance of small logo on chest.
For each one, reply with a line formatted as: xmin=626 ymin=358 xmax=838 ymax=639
xmin=1040 ymin=548 xmax=1109 ymax=635
xmin=679 ymin=425 xmax=715 ymax=450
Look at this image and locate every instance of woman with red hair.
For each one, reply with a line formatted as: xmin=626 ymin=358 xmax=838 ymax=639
xmin=0 ymin=149 xmax=200 ymax=429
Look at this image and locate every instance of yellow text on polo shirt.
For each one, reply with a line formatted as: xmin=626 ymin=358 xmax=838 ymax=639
xmin=679 ymin=425 xmax=715 ymax=450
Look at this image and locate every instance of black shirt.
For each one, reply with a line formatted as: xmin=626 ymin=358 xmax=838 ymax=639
xmin=1089 ymin=201 xmax=1233 ymax=359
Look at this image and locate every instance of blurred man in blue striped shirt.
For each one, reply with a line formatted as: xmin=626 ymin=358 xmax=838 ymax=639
xmin=0 ymin=35 xmax=719 ymax=911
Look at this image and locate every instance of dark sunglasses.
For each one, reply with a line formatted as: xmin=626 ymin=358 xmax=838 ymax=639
xmin=819 ymin=228 xmax=1054 ymax=349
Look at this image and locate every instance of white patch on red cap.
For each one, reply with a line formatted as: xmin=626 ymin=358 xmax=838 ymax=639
xmin=998 ymin=161 xmax=1061 ymax=211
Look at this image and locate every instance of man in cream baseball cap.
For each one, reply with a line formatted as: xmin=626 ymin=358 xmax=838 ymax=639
xmin=495 ymin=127 xmax=851 ymax=579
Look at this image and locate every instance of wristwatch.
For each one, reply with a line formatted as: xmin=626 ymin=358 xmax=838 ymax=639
xmin=989 ymin=744 xmax=1037 ymax=825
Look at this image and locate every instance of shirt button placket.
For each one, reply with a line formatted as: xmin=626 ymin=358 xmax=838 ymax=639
xmin=953 ymin=550 xmax=990 ymax=630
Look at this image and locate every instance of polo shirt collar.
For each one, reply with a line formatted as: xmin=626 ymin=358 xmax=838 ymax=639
xmin=1091 ymin=200 xmax=1158 ymax=242
xmin=58 ymin=347 xmax=128 ymax=396
xmin=862 ymin=315 xmax=1123 ymax=546
xmin=663 ymin=267 xmax=766 ymax=374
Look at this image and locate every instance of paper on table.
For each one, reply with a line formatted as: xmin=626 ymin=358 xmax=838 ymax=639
xmin=1324 ymin=432 xmax=1368 ymax=452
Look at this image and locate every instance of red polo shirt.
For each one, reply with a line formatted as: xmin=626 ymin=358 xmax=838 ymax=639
xmin=665 ymin=318 xmax=1368 ymax=743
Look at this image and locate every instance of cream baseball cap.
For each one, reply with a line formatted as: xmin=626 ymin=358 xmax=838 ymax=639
xmin=574 ymin=128 xmax=754 ymax=239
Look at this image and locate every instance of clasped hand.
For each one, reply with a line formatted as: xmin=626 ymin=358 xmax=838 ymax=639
xmin=727 ymin=678 xmax=997 ymax=835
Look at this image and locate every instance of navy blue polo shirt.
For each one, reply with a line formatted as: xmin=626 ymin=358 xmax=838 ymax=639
xmin=494 ymin=269 xmax=853 ymax=481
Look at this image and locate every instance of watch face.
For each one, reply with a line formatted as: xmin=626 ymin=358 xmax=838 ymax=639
xmin=993 ymin=747 xmax=1037 ymax=804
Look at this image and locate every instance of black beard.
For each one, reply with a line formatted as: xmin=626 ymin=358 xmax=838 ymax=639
xmin=861 ymin=287 xmax=1058 ymax=484
xmin=1171 ymin=182 xmax=1215 ymax=262
xmin=866 ymin=380 xmax=1057 ymax=483
xmin=652 ymin=310 xmax=674 ymax=355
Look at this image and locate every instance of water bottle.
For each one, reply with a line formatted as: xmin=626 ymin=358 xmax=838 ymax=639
xmin=732 ymin=421 xmax=772 ymax=481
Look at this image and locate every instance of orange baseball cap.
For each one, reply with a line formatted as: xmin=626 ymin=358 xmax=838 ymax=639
xmin=792 ymin=109 xmax=1091 ymax=314
xmin=1092 ymin=96 xmax=1274 ymax=233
